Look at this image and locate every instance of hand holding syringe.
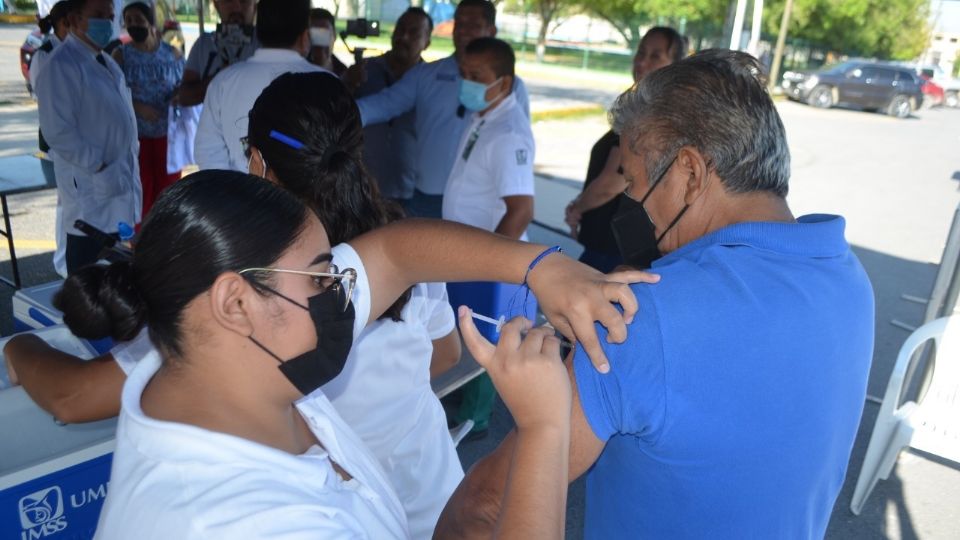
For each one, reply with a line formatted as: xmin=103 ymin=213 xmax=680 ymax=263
xmin=469 ymin=309 xmax=574 ymax=355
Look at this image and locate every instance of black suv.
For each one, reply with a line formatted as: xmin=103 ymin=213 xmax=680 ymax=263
xmin=782 ymin=61 xmax=924 ymax=118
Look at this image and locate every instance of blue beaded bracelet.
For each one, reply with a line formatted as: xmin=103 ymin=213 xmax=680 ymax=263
xmin=522 ymin=245 xmax=563 ymax=286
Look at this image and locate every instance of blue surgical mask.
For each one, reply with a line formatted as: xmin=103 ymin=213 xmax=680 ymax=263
xmin=458 ymin=77 xmax=503 ymax=112
xmin=86 ymin=18 xmax=114 ymax=49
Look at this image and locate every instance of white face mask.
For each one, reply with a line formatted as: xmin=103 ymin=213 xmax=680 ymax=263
xmin=310 ymin=27 xmax=333 ymax=48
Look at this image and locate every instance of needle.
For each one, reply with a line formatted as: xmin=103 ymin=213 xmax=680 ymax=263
xmin=470 ymin=311 xmax=507 ymax=332
xmin=469 ymin=309 xmax=574 ymax=351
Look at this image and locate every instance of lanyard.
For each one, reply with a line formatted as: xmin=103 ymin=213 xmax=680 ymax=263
xmin=461 ymin=119 xmax=486 ymax=161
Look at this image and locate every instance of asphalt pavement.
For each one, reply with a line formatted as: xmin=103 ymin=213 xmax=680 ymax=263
xmin=1 ymin=22 xmax=959 ymax=540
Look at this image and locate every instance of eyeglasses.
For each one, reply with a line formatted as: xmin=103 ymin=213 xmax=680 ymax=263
xmin=238 ymin=264 xmax=358 ymax=312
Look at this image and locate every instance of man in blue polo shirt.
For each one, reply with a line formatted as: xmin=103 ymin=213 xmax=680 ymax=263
xmin=356 ymin=0 xmax=529 ymax=218
xmin=437 ymin=49 xmax=875 ymax=539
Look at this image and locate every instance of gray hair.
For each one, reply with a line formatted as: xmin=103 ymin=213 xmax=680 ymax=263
xmin=610 ymin=49 xmax=790 ymax=197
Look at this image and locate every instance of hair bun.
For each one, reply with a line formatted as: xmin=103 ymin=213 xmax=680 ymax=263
xmin=53 ymin=261 xmax=147 ymax=342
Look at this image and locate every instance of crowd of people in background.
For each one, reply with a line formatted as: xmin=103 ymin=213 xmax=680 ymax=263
xmin=9 ymin=0 xmax=877 ymax=537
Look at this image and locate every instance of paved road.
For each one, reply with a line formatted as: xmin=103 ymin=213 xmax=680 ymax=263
xmin=1 ymin=22 xmax=959 ymax=539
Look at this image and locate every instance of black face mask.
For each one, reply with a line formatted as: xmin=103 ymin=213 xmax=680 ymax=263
xmin=127 ymin=26 xmax=149 ymax=43
xmin=248 ymin=285 xmax=355 ymax=396
xmin=611 ymin=154 xmax=688 ymax=267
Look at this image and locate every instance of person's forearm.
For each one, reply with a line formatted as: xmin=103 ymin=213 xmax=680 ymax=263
xmin=494 ymin=209 xmax=533 ymax=241
xmin=575 ymin=174 xmax=626 ymax=214
xmin=5 ymin=336 xmax=123 ymax=423
xmin=359 ymin=219 xmax=545 ymax=288
xmin=436 ymin=431 xmax=515 ymax=538
xmin=497 ymin=424 xmax=570 ymax=539
xmin=178 ymin=78 xmax=207 ymax=106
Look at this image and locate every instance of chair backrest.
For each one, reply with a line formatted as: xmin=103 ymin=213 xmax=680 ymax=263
xmin=890 ymin=316 xmax=960 ymax=463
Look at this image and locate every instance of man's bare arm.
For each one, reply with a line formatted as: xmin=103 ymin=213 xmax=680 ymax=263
xmin=435 ymin=354 xmax=606 ymax=538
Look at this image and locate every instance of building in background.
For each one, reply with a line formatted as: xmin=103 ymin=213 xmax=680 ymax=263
xmin=923 ymin=0 xmax=960 ymax=75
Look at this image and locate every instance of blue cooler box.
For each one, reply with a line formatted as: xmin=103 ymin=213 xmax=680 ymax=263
xmin=0 ymin=327 xmax=116 ymax=540
xmin=12 ymin=281 xmax=113 ymax=354
xmin=447 ymin=281 xmax=538 ymax=343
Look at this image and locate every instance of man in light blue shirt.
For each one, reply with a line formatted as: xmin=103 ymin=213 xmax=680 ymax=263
xmin=438 ymin=50 xmax=875 ymax=539
xmin=356 ymin=0 xmax=529 ymax=218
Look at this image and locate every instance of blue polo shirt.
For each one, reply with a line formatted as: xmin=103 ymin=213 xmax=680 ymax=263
xmin=356 ymin=55 xmax=529 ymax=196
xmin=573 ymin=215 xmax=874 ymax=539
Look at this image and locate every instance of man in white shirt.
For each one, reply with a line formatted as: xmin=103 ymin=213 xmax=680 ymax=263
xmin=178 ymin=0 xmax=258 ymax=106
xmin=356 ymin=0 xmax=531 ymax=219
xmin=442 ymin=37 xmax=535 ymax=439
xmin=442 ymin=37 xmax=534 ymax=240
xmin=36 ymin=0 xmax=141 ymax=273
xmin=195 ymin=0 xmax=326 ymax=172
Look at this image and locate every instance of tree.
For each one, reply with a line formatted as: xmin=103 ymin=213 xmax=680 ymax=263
xmin=534 ymin=0 xmax=574 ymax=62
xmin=575 ymin=0 xmax=727 ymax=51
xmin=763 ymin=0 xmax=931 ymax=60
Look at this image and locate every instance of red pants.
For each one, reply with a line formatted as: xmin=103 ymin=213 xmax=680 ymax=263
xmin=138 ymin=136 xmax=181 ymax=218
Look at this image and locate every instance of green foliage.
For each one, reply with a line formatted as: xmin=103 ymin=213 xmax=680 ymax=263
xmin=12 ymin=0 xmax=37 ymax=11
xmin=763 ymin=0 xmax=930 ymax=60
xmin=954 ymin=50 xmax=960 ymax=78
xmin=576 ymin=0 xmax=726 ymax=49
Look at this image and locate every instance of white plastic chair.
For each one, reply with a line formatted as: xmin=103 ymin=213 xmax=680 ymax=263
xmin=850 ymin=315 xmax=960 ymax=515
xmin=449 ymin=420 xmax=475 ymax=447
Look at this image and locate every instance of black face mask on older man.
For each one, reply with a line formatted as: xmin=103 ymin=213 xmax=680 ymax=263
xmin=611 ymin=154 xmax=688 ymax=267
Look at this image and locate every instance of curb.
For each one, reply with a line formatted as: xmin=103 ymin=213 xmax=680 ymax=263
xmin=531 ymin=104 xmax=606 ymax=123
xmin=0 ymin=14 xmax=37 ymax=24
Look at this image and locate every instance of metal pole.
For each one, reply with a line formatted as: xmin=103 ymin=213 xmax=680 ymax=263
xmin=748 ymin=0 xmax=764 ymax=56
xmin=924 ymin=204 xmax=960 ymax=322
xmin=767 ymin=0 xmax=793 ymax=91
xmin=729 ymin=0 xmax=748 ymax=50
xmin=197 ymin=0 xmax=204 ymax=34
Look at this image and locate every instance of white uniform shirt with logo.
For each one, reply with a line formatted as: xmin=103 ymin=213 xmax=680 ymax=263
xmin=35 ymin=34 xmax=142 ymax=236
xmin=102 ymin=244 xmax=461 ymax=539
xmin=94 ymin=244 xmax=410 ymax=539
xmin=441 ymin=92 xmax=535 ymax=239
xmin=194 ymin=48 xmax=330 ymax=172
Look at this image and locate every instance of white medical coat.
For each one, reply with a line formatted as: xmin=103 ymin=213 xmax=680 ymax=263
xmin=35 ymin=34 xmax=142 ymax=236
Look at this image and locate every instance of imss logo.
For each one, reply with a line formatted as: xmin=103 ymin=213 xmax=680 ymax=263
xmin=18 ymin=486 xmax=68 ymax=539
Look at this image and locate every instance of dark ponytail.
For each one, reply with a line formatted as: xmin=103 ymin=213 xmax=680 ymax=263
xmin=53 ymin=261 xmax=145 ymax=342
xmin=38 ymin=15 xmax=54 ymax=35
xmin=248 ymin=71 xmax=411 ymax=321
xmin=41 ymin=1 xmax=71 ymax=36
xmin=53 ymin=171 xmax=310 ymax=358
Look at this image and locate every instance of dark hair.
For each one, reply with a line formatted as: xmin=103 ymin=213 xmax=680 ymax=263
xmin=465 ymin=37 xmax=514 ymax=78
xmin=644 ymin=26 xmax=685 ymax=64
xmin=53 ymin=171 xmax=310 ymax=357
xmin=256 ymin=0 xmax=310 ymax=48
xmin=309 ymin=8 xmax=335 ymax=28
xmin=39 ymin=1 xmax=71 ymax=34
xmin=122 ymin=0 xmax=154 ymax=26
xmin=64 ymin=0 xmax=89 ymax=16
xmin=248 ymin=72 xmax=411 ymax=321
xmin=611 ymin=49 xmax=790 ymax=197
xmin=401 ymin=7 xmax=433 ymax=33
xmin=456 ymin=0 xmax=496 ymax=26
